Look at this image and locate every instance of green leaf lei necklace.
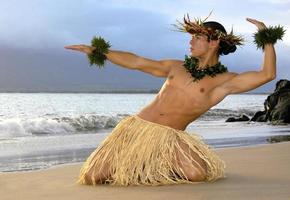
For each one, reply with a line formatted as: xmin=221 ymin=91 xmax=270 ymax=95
xmin=183 ymin=55 xmax=228 ymax=82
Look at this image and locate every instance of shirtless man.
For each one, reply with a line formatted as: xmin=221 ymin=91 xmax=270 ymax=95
xmin=65 ymin=18 xmax=276 ymax=183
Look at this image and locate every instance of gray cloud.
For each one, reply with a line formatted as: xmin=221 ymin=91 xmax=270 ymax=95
xmin=0 ymin=0 xmax=289 ymax=93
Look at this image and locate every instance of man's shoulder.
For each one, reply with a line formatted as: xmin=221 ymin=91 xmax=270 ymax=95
xmin=209 ymin=72 xmax=240 ymax=104
xmin=160 ymin=59 xmax=184 ymax=74
xmin=224 ymin=72 xmax=239 ymax=81
xmin=212 ymin=72 xmax=239 ymax=92
xmin=167 ymin=60 xmax=184 ymax=71
xmin=163 ymin=59 xmax=184 ymax=67
xmin=226 ymin=71 xmax=239 ymax=76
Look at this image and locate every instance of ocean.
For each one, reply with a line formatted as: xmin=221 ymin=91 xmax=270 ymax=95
xmin=1 ymin=93 xmax=290 ymax=172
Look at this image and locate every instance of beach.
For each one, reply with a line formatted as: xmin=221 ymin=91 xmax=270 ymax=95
xmin=1 ymin=141 xmax=289 ymax=200
xmin=1 ymin=93 xmax=290 ymax=199
xmin=2 ymin=93 xmax=290 ymax=172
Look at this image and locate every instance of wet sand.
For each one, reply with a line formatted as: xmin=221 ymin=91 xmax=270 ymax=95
xmin=0 ymin=142 xmax=289 ymax=200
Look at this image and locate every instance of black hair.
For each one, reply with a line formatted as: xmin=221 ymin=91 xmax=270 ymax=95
xmin=203 ymin=21 xmax=237 ymax=56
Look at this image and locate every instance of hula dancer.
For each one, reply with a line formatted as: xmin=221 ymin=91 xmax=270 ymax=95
xmin=65 ymin=14 xmax=285 ymax=186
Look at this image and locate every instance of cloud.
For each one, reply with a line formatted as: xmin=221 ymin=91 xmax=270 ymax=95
xmin=250 ymin=0 xmax=290 ymax=4
xmin=1 ymin=0 xmax=289 ymax=47
xmin=0 ymin=0 xmax=289 ymax=92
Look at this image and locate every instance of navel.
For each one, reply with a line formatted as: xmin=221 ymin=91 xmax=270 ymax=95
xmin=159 ymin=113 xmax=165 ymax=116
xmin=169 ymin=75 xmax=174 ymax=79
xmin=200 ymin=88 xmax=205 ymax=93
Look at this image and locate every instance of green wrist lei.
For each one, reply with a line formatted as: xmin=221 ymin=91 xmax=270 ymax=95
xmin=183 ymin=55 xmax=228 ymax=82
xmin=87 ymin=36 xmax=111 ymax=68
xmin=254 ymin=25 xmax=285 ymax=50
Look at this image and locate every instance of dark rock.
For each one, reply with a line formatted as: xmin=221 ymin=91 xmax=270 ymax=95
xmin=250 ymin=79 xmax=290 ymax=124
xmin=226 ymin=114 xmax=250 ymax=122
xmin=225 ymin=117 xmax=236 ymax=122
xmin=274 ymin=79 xmax=290 ymax=92
xmin=250 ymin=110 xmax=267 ymax=122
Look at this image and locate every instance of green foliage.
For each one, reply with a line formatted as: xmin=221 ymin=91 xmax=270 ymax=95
xmin=254 ymin=25 xmax=285 ymax=50
xmin=183 ymin=55 xmax=228 ymax=82
xmin=87 ymin=36 xmax=111 ymax=67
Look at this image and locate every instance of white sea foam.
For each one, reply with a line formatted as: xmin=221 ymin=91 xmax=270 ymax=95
xmin=0 ymin=118 xmax=73 ymax=139
xmin=0 ymin=93 xmax=289 ymax=172
xmin=0 ymin=114 xmax=127 ymax=139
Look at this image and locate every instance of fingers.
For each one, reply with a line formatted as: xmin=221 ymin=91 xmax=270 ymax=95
xmin=64 ymin=45 xmax=79 ymax=51
xmin=64 ymin=45 xmax=78 ymax=49
xmin=246 ymin=18 xmax=260 ymax=23
xmin=246 ymin=18 xmax=263 ymax=25
xmin=246 ymin=18 xmax=266 ymax=30
xmin=64 ymin=45 xmax=92 ymax=53
xmin=64 ymin=45 xmax=84 ymax=50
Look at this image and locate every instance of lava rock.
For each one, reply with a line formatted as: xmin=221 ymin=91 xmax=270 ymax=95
xmin=250 ymin=79 xmax=290 ymax=124
xmin=226 ymin=114 xmax=250 ymax=122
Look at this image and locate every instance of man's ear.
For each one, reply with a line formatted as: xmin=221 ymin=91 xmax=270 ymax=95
xmin=210 ymin=39 xmax=220 ymax=48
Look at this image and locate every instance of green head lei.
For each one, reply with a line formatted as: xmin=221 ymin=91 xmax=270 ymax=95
xmin=173 ymin=13 xmax=237 ymax=82
xmin=172 ymin=13 xmax=285 ymax=81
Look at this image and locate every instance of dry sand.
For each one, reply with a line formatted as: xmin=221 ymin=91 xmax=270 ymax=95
xmin=1 ymin=142 xmax=289 ymax=200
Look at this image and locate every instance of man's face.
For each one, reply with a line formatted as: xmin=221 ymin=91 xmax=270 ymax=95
xmin=189 ymin=34 xmax=210 ymax=57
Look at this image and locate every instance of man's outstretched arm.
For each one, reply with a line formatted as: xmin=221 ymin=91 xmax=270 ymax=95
xmin=215 ymin=18 xmax=277 ymax=95
xmin=105 ymin=50 xmax=182 ymax=77
xmin=65 ymin=45 xmax=181 ymax=77
xmin=221 ymin=43 xmax=276 ymax=94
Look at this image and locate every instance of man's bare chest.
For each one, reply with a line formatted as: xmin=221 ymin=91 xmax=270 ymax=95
xmin=165 ymin=69 xmax=232 ymax=108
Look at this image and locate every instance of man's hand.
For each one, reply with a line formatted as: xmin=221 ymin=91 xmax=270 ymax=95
xmin=246 ymin=18 xmax=267 ymax=30
xmin=64 ymin=45 xmax=95 ymax=54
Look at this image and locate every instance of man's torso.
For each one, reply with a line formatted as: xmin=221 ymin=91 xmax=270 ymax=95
xmin=137 ymin=61 xmax=236 ymax=130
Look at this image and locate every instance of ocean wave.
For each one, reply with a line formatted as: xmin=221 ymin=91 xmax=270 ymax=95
xmin=53 ymin=114 xmax=129 ymax=131
xmin=0 ymin=114 xmax=129 ymax=139
xmin=199 ymin=108 xmax=256 ymax=120
xmin=0 ymin=108 xmax=257 ymax=139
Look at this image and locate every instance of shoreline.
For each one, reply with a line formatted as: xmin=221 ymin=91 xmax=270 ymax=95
xmin=0 ymin=141 xmax=283 ymax=173
xmin=0 ymin=141 xmax=289 ymax=200
xmin=1 ymin=135 xmax=290 ymax=173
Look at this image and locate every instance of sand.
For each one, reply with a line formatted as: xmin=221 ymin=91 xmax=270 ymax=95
xmin=0 ymin=142 xmax=290 ymax=200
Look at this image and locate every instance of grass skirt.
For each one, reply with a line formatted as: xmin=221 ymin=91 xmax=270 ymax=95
xmin=78 ymin=115 xmax=226 ymax=186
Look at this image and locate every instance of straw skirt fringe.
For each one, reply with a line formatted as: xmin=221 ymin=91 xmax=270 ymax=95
xmin=78 ymin=115 xmax=226 ymax=186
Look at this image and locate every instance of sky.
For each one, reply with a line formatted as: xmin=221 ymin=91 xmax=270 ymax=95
xmin=0 ymin=0 xmax=289 ymax=92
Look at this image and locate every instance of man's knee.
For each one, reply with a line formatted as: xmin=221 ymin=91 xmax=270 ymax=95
xmin=186 ymin=170 xmax=206 ymax=182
